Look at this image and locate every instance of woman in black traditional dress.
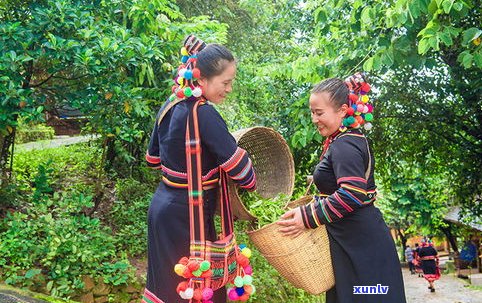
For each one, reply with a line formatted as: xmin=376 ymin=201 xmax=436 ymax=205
xmin=141 ymin=35 xmax=256 ymax=303
xmin=278 ymin=73 xmax=406 ymax=303
xmin=419 ymin=240 xmax=440 ymax=292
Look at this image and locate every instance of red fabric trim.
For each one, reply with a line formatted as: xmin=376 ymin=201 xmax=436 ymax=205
xmin=142 ymin=288 xmax=165 ymax=303
xmin=145 ymin=151 xmax=161 ymax=164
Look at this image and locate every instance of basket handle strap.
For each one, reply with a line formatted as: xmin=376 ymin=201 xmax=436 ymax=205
xmin=219 ymin=170 xmax=234 ymax=237
xmin=157 ymin=98 xmax=183 ymax=126
xmin=186 ymin=100 xmax=235 ymax=256
xmin=186 ymin=100 xmax=206 ymax=258
xmin=364 ymin=136 xmax=372 ymax=181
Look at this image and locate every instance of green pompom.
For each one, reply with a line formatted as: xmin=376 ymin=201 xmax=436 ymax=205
xmin=184 ymin=87 xmax=192 ymax=97
xmin=200 ymin=260 xmax=211 ymax=271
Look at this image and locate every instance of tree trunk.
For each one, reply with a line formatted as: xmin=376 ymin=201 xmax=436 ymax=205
xmin=397 ymin=229 xmax=407 ymax=262
xmin=441 ymin=225 xmax=459 ymax=253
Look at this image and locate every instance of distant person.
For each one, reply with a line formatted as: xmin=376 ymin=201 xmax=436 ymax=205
xmin=419 ymin=240 xmax=440 ymax=292
xmin=413 ymin=242 xmax=424 ymax=277
xmin=405 ymin=245 xmax=415 ymax=274
xmin=460 ymin=235 xmax=477 ymax=269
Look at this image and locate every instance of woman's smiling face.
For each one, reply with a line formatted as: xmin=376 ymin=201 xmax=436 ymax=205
xmin=198 ymin=60 xmax=236 ymax=104
xmin=309 ymin=91 xmax=347 ymax=137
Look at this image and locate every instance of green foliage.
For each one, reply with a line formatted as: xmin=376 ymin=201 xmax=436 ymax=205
xmin=13 ymin=142 xmax=102 ymax=194
xmin=109 ymin=178 xmax=153 ymax=256
xmin=15 ymin=121 xmax=55 ymax=144
xmin=0 ymin=162 xmax=134 ymax=298
xmin=0 ymin=0 xmax=229 ymax=175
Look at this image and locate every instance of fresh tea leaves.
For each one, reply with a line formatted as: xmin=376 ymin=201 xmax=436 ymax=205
xmin=239 ymin=191 xmax=291 ymax=229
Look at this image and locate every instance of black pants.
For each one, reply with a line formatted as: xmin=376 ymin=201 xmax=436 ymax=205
xmin=408 ymin=261 xmax=415 ymax=273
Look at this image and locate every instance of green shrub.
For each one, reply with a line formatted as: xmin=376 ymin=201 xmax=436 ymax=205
xmin=0 ymin=163 xmax=134 ymax=298
xmin=15 ymin=123 xmax=55 ymax=144
xmin=12 ymin=142 xmax=102 ymax=194
xmin=109 ymin=178 xmax=154 ymax=256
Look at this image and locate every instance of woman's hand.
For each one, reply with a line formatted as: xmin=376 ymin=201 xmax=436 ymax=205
xmin=276 ymin=207 xmax=306 ymax=238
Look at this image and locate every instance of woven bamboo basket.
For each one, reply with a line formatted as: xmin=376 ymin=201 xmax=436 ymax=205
xmin=247 ymin=195 xmax=335 ymax=294
xmin=228 ymin=127 xmax=295 ymax=221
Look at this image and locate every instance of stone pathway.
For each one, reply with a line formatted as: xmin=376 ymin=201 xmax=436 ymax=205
xmin=403 ymin=268 xmax=482 ymax=303
xmin=0 ymin=289 xmax=47 ymax=303
xmin=15 ymin=135 xmax=99 ymax=152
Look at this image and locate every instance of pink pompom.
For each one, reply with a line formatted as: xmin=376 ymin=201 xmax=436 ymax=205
xmin=244 ymin=265 xmax=253 ymax=275
xmin=357 ymin=104 xmax=364 ymax=112
xmin=202 ymin=288 xmax=214 ymax=300
xmin=367 ymin=104 xmax=374 ymax=113
xmin=228 ymin=288 xmax=239 ymax=300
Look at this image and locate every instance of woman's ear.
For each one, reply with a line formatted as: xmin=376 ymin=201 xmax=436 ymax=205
xmin=339 ymin=103 xmax=348 ymax=117
xmin=197 ymin=77 xmax=206 ymax=87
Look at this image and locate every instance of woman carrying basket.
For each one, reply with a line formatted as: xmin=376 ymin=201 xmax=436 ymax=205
xmin=142 ymin=35 xmax=256 ymax=303
xmin=278 ymin=73 xmax=406 ymax=303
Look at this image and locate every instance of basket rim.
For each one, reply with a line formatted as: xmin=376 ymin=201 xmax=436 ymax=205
xmin=228 ymin=126 xmax=295 ymax=221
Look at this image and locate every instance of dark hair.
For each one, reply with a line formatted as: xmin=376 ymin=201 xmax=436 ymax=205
xmin=311 ymin=78 xmax=349 ymax=109
xmin=196 ymin=44 xmax=235 ymax=79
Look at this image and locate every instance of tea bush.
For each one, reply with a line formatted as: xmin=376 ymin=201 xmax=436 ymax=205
xmin=109 ymin=178 xmax=154 ymax=256
xmin=0 ymin=151 xmax=133 ymax=297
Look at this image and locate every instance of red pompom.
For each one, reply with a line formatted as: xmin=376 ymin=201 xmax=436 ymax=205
xmin=201 ymin=270 xmax=213 ymax=278
xmin=192 ymin=68 xmax=201 ymax=79
xmin=182 ymin=267 xmax=193 ymax=278
xmin=187 ymin=260 xmax=200 ymax=271
xmin=176 ymin=281 xmax=189 ymax=293
xmin=237 ymin=255 xmax=250 ymax=267
xmin=349 ymin=93 xmax=358 ymax=103
xmin=239 ymin=293 xmax=250 ymax=301
xmin=176 ymin=90 xmax=185 ymax=98
xmin=178 ymin=257 xmax=189 ymax=265
xmin=193 ymin=289 xmax=203 ymax=301
xmin=355 ymin=115 xmax=364 ymax=124
xmin=360 ymin=82 xmax=371 ymax=93
xmin=346 ymin=107 xmax=355 ymax=116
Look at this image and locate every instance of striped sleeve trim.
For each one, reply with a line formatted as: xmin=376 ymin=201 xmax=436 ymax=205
xmin=240 ymin=174 xmax=256 ymax=190
xmin=146 ymin=151 xmax=162 ymax=169
xmin=337 ymin=176 xmax=367 ymax=184
xmin=339 ymin=187 xmax=364 ymax=205
xmin=310 ymin=202 xmax=323 ymax=226
xmin=319 ymin=200 xmax=333 ymax=223
xmin=333 ymin=192 xmax=354 ymax=212
xmin=220 ymin=147 xmax=246 ymax=172
xmin=300 ymin=205 xmax=311 ymax=228
xmin=325 ymin=199 xmax=343 ymax=219
xmin=303 ymin=197 xmax=329 ymax=228
xmin=231 ymin=158 xmax=253 ymax=180
xmin=340 ymin=183 xmax=367 ymax=195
